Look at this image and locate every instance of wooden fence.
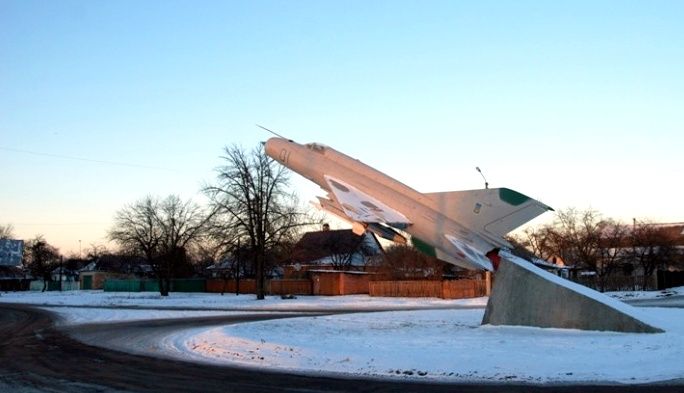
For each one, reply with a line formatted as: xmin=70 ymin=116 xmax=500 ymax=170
xmin=206 ymin=279 xmax=257 ymax=294
xmin=442 ymin=279 xmax=487 ymax=299
xmin=308 ymin=271 xmax=372 ymax=295
xmin=270 ymin=279 xmax=313 ymax=295
xmin=369 ymin=279 xmax=486 ymax=299
xmin=205 ymin=279 xmax=312 ymax=295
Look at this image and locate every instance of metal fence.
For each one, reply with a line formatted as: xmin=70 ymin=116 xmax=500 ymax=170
xmin=103 ymin=279 xmax=206 ymax=292
xmin=570 ymin=275 xmax=656 ymax=292
xmin=29 ymin=280 xmax=79 ymax=291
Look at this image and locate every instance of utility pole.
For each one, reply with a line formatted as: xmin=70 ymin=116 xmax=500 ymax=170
xmin=476 ymin=167 xmax=489 ymax=189
xmin=59 ymin=256 xmax=63 ymax=292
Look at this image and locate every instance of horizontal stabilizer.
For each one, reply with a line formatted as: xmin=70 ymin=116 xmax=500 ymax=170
xmin=312 ymin=197 xmax=353 ymax=225
xmin=426 ymin=188 xmax=551 ymax=240
xmin=444 ymin=234 xmax=493 ymax=271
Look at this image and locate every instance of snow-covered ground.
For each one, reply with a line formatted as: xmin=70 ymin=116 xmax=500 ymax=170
xmin=1 ymin=290 xmax=682 ymax=384
xmin=171 ymin=307 xmax=684 ymax=384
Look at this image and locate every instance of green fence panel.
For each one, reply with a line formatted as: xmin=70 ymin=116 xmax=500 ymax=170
xmin=142 ymin=280 xmax=160 ymax=292
xmin=103 ymin=278 xmax=206 ymax=292
xmin=171 ymin=279 xmax=206 ymax=292
xmin=47 ymin=281 xmax=61 ymax=291
xmin=104 ymin=279 xmax=141 ymax=292
xmin=82 ymin=275 xmax=92 ymax=290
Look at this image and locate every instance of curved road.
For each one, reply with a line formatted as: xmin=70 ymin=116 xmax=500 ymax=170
xmin=624 ymin=294 xmax=684 ymax=308
xmin=0 ymin=304 xmax=681 ymax=393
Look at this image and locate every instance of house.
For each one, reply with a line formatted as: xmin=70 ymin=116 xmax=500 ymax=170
xmin=648 ymin=222 xmax=684 ymax=257
xmin=613 ymin=222 xmax=684 ymax=277
xmin=285 ymin=228 xmax=383 ymax=278
xmin=51 ymin=265 xmax=80 ymax=282
xmin=544 ymin=222 xmax=684 ymax=290
xmin=0 ymin=265 xmax=30 ymax=291
xmin=205 ymin=257 xmax=237 ymax=278
xmin=646 ymin=223 xmax=684 ymax=289
xmin=79 ymin=254 xmax=151 ymax=289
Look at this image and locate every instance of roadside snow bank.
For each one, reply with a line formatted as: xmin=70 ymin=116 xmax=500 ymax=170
xmin=0 ymin=291 xmax=487 ymax=310
xmin=45 ymin=307 xmax=239 ymax=325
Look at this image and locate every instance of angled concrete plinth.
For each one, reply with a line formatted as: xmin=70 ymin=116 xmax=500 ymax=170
xmin=482 ymin=256 xmax=664 ymax=333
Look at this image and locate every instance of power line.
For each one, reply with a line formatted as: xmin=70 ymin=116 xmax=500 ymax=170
xmin=0 ymin=146 xmax=179 ymax=172
xmin=10 ymin=222 xmax=110 ymax=226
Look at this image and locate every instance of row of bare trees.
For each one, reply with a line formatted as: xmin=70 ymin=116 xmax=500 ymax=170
xmin=109 ymin=195 xmax=211 ymax=296
xmin=514 ymin=208 xmax=682 ymax=291
xmin=107 ymin=144 xmax=311 ymax=298
xmin=0 ymin=224 xmax=15 ymax=239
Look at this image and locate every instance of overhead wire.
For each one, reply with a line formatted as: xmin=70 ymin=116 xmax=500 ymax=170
xmin=0 ymin=146 xmax=179 ymax=172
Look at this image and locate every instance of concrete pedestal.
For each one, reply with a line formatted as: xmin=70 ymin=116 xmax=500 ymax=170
xmin=482 ymin=256 xmax=663 ymax=333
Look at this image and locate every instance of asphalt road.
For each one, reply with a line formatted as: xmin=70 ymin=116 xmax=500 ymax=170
xmin=624 ymin=294 xmax=684 ymax=308
xmin=1 ymin=303 xmax=682 ymax=393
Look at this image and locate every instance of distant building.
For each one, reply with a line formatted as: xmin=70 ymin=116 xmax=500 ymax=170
xmin=0 ymin=265 xmax=30 ymax=291
xmin=78 ymin=254 xmax=151 ymax=290
xmin=205 ymin=257 xmax=237 ymax=278
xmin=51 ymin=266 xmax=80 ymax=282
xmin=285 ymin=229 xmax=383 ymax=278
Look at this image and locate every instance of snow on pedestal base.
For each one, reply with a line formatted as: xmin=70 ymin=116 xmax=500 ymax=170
xmin=482 ymin=255 xmax=664 ymax=333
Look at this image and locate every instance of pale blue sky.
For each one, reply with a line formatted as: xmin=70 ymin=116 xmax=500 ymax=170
xmin=1 ymin=1 xmax=683 ymax=254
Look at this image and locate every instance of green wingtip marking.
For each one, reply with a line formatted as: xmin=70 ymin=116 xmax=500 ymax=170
xmin=499 ymin=188 xmax=553 ymax=210
xmin=499 ymin=188 xmax=531 ymax=206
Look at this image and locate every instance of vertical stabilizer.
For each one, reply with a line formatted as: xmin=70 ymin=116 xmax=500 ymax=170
xmin=426 ymin=188 xmax=552 ymax=240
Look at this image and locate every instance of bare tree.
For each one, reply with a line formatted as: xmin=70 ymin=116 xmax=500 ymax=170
xmin=517 ymin=225 xmax=556 ymax=261
xmin=551 ymin=208 xmax=603 ymax=269
xmin=594 ymin=220 xmax=629 ymax=292
xmin=23 ymin=236 xmax=60 ymax=292
xmin=299 ymin=231 xmax=376 ymax=270
xmin=0 ymin=224 xmax=15 ymax=239
xmin=204 ymin=144 xmax=310 ymax=299
xmin=109 ymin=195 xmax=211 ymax=296
xmin=629 ymin=220 xmax=677 ymax=290
xmin=515 ymin=208 xmax=630 ymax=291
xmin=324 ymin=232 xmax=369 ymax=270
xmin=376 ymin=244 xmax=445 ymax=280
xmin=84 ymin=243 xmax=110 ymax=260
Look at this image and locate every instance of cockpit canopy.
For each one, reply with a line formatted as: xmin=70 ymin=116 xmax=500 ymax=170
xmin=305 ymin=143 xmax=327 ymax=154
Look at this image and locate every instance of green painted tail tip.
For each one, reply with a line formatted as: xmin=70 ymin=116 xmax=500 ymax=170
xmin=498 ymin=188 xmax=531 ymax=206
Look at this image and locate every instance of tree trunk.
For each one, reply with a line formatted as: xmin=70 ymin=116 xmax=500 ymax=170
xmin=255 ymin=253 xmax=265 ymax=300
xmin=159 ymin=276 xmax=169 ymax=296
xmin=642 ymin=273 xmax=650 ymax=291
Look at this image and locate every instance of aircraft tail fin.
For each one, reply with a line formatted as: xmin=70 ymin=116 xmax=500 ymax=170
xmin=426 ymin=188 xmax=552 ymax=241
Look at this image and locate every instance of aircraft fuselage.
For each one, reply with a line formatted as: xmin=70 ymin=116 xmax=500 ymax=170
xmin=264 ymin=137 xmax=509 ymax=270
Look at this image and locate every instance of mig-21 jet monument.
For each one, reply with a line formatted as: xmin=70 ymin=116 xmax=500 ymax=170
xmin=263 ymin=133 xmax=663 ymax=333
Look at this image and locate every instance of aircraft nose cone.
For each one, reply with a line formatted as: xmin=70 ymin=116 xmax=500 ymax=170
xmin=264 ymin=137 xmax=282 ymax=160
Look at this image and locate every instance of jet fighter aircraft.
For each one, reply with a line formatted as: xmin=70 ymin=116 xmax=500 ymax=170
xmin=264 ymin=137 xmax=552 ymax=271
